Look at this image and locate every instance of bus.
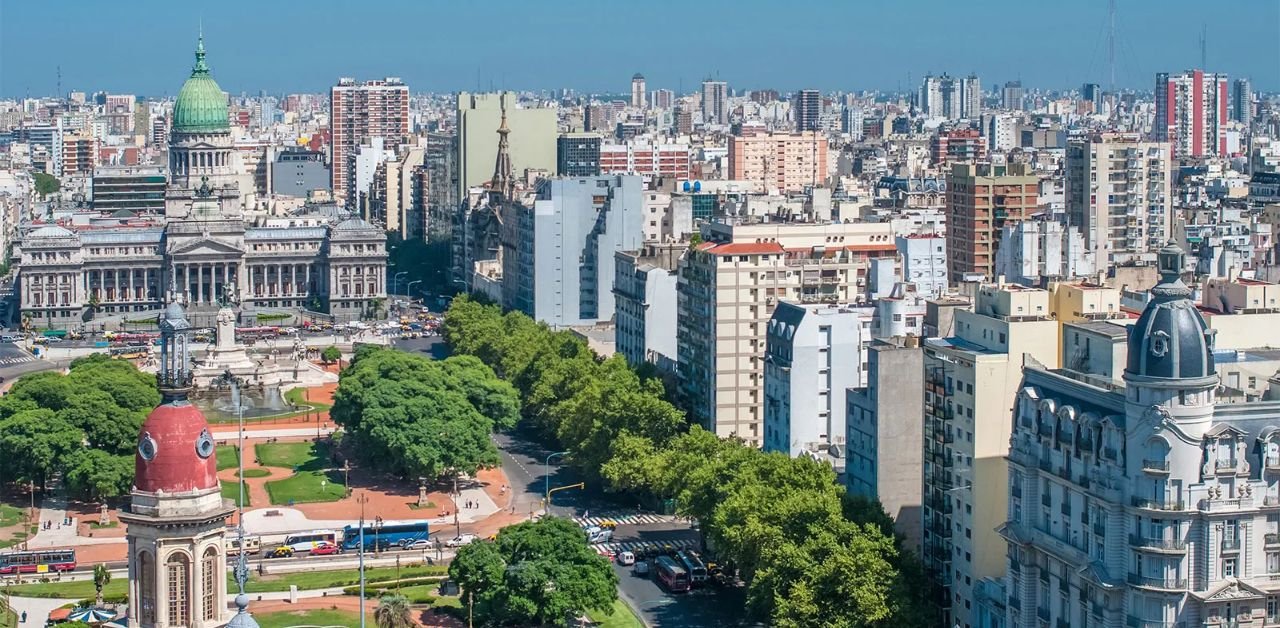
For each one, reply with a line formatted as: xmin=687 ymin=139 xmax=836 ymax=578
xmin=340 ymin=520 xmax=430 ymax=551
xmin=676 ymin=550 xmax=709 ymax=585
xmin=0 ymin=549 xmax=76 ymax=575
xmin=281 ymin=530 xmax=338 ymax=553
xmin=111 ymin=333 xmax=158 ymax=345
xmin=109 ymin=345 xmax=150 ymax=360
xmin=654 ymin=555 xmax=690 ymax=593
xmin=225 ymin=535 xmax=262 ymax=556
xmin=236 ymin=327 xmax=280 ymax=341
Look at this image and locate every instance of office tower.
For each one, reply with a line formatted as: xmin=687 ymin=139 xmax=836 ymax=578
xmin=961 ymin=74 xmax=982 ymax=119
xmin=701 ymin=79 xmax=728 ymax=126
xmin=676 ymin=221 xmax=896 ymax=446
xmin=727 ymin=129 xmax=828 ymax=193
xmin=920 ymin=74 xmax=955 ymax=119
xmin=763 ymin=302 xmax=861 ymax=457
xmin=614 ymin=242 xmax=683 ymax=372
xmin=1002 ymin=80 xmax=1024 ymax=111
xmin=423 ymin=131 xmax=458 ymax=240
xmin=1155 ymin=69 xmax=1230 ymax=158
xmin=330 ymin=77 xmax=409 ymax=206
xmin=557 ymin=133 xmax=603 ymax=177
xmin=945 ymin=162 xmax=1039 ymax=280
xmin=455 ymin=91 xmax=558 ymax=201
xmin=1066 ymin=132 xmax=1172 ymax=266
xmin=630 ymin=73 xmax=646 ymax=109
xmin=842 ymin=106 xmax=865 ymax=140
xmin=1082 ymin=82 xmax=1103 ymax=113
xmin=793 ymin=89 xmax=821 ymax=132
xmin=92 ymin=166 xmax=168 ymax=215
xmin=1232 ymin=77 xmax=1253 ymax=123
xmin=650 ymin=88 xmax=674 ymax=110
xmin=498 ymin=175 xmax=645 ymax=327
xmin=922 ymin=283 xmax=1064 ymax=628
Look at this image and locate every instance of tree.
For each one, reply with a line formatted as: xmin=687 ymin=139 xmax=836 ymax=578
xmin=373 ymin=593 xmax=413 ymax=628
xmin=33 ymin=172 xmax=60 ymax=199
xmin=93 ymin=563 xmax=112 ymax=607
xmin=0 ymin=410 xmax=82 ymax=489
xmin=65 ymin=450 xmax=134 ymax=502
xmin=321 ymin=346 xmax=341 ymax=364
xmin=449 ymin=517 xmax=617 ymax=626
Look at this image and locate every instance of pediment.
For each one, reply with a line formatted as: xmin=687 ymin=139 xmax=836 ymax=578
xmin=169 ymin=238 xmax=243 ymax=257
xmin=1195 ymin=578 xmax=1266 ymax=601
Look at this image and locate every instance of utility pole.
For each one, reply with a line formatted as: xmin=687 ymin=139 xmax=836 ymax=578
xmin=468 ymin=591 xmax=474 ymax=628
xmin=358 ymin=492 xmax=369 ymax=628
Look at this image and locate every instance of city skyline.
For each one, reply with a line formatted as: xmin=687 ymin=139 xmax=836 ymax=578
xmin=3 ymin=0 xmax=1279 ymax=98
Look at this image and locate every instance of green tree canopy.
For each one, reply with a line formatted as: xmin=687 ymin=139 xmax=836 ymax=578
xmin=449 ymin=517 xmax=617 ymax=626
xmin=321 ymin=346 xmax=341 ymax=364
xmin=33 ymin=172 xmax=60 ymax=198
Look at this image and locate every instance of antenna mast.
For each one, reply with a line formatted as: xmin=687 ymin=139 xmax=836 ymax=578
xmin=1107 ymin=0 xmax=1116 ymax=92
xmin=1200 ymin=24 xmax=1207 ymax=69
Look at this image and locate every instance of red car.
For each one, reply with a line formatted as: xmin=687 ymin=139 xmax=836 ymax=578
xmin=310 ymin=543 xmax=342 ymax=556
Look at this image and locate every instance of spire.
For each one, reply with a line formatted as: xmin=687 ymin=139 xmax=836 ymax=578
xmin=192 ymin=30 xmax=210 ymax=77
xmin=489 ymin=93 xmax=514 ymax=202
xmin=157 ymin=276 xmax=193 ymax=401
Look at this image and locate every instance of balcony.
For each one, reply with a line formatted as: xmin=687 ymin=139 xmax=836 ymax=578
xmin=1037 ymin=606 xmax=1051 ymax=622
xmin=1127 ymin=573 xmax=1188 ymax=590
xmin=1266 ymin=533 xmax=1280 ymax=547
xmin=1131 ymin=497 xmax=1185 ymax=511
xmin=1222 ymin=537 xmax=1242 ymax=552
xmin=1200 ymin=497 xmax=1252 ymax=512
xmin=1141 ymin=459 xmax=1171 ymax=474
xmin=1216 ymin=458 xmax=1239 ymax=473
xmin=1268 ymin=456 xmax=1280 ymax=470
xmin=1127 ymin=617 xmax=1185 ymax=628
xmin=1130 ymin=534 xmax=1188 ymax=552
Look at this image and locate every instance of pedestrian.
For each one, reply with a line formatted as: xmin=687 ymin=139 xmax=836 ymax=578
xmin=20 ymin=611 xmax=26 ymax=623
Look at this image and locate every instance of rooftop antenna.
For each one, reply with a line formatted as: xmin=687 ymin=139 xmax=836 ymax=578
xmin=1200 ymin=23 xmax=1207 ymax=69
xmin=56 ymin=66 xmax=62 ymax=100
xmin=1107 ymin=0 xmax=1116 ymax=91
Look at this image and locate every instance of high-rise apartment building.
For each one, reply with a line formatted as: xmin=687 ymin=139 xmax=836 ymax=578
xmin=946 ymin=162 xmax=1039 ymax=281
xmin=456 ymin=92 xmax=558 ymax=201
xmin=630 ymin=73 xmax=646 ymax=109
xmin=330 ymin=77 xmax=409 ymax=206
xmin=931 ymin=129 xmax=988 ymax=166
xmin=1155 ymin=70 xmax=1230 ymax=159
xmin=1065 ymin=132 xmax=1172 ymax=266
xmin=701 ymin=79 xmax=728 ymax=126
xmin=1233 ymin=77 xmax=1253 ymax=124
xmin=793 ymin=89 xmax=821 ymax=132
xmin=961 ymin=74 xmax=982 ymax=119
xmin=1002 ymin=81 xmax=1024 ymax=111
xmin=614 ymin=242 xmax=683 ymax=373
xmin=727 ymin=130 xmax=828 ymax=193
xmin=676 ymin=220 xmax=896 ymax=445
xmin=61 ymin=133 xmax=98 ymax=176
xmin=922 ymin=283 xmax=1063 ymax=628
xmin=499 ymin=175 xmax=645 ymax=327
xmin=922 ymin=74 xmax=981 ymax=120
xmin=599 ymin=141 xmax=692 ymax=182
xmin=650 ymin=89 xmax=674 ymax=110
xmin=1082 ymin=82 xmax=1103 ymax=112
xmin=556 ymin=133 xmax=602 ymax=177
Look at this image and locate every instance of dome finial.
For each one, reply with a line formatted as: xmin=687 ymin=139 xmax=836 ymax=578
xmin=193 ymin=28 xmax=209 ymax=76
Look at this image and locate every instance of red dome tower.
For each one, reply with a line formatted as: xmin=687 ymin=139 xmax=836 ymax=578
xmin=121 ymin=288 xmax=233 ymax=628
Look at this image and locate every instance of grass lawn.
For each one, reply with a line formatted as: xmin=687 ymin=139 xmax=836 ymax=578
xmin=1 ymin=606 xmax=15 ymax=628
xmin=6 ymin=577 xmax=128 ymax=599
xmin=0 ymin=503 xmax=23 ymax=527
xmin=242 ymin=564 xmax=446 ymax=593
xmin=587 ymin=599 xmax=645 ymax=628
xmin=255 ymin=441 xmax=329 ymax=470
xmin=255 ymin=609 xmax=358 ymax=628
xmin=216 ymin=445 xmax=239 ymax=471
xmin=285 ymin=386 xmax=332 ymax=411
xmin=220 ymin=481 xmax=250 ymax=507
xmin=264 ymin=470 xmax=345 ymax=505
xmin=237 ymin=468 xmax=271 ymax=478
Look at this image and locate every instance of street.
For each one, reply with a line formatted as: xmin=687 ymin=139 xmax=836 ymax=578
xmin=607 ymin=523 xmax=751 ymax=627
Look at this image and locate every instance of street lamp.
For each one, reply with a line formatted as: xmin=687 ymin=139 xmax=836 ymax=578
xmin=545 ymin=451 xmax=569 ymax=513
xmin=406 ymin=280 xmax=422 ymax=300
xmin=392 ymin=271 xmax=407 ymax=296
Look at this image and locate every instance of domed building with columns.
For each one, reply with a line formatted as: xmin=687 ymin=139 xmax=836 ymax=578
xmin=14 ymin=37 xmax=387 ymax=329
xmin=998 ymin=242 xmax=1280 ymax=628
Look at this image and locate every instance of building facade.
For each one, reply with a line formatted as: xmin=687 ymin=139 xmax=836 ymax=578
xmin=701 ymin=80 xmax=728 ymax=126
xmin=456 ymin=92 xmax=557 ymax=201
xmin=1066 ymin=132 xmax=1172 ymax=266
xmin=330 ymin=77 xmax=409 ymax=206
xmin=794 ymin=89 xmax=821 ymax=132
xmin=557 ymin=133 xmax=602 ymax=177
xmin=946 ymin=162 xmax=1039 ymax=281
xmin=92 ymin=166 xmax=167 ymax=215
xmin=614 ymin=243 xmax=682 ymax=373
xmin=727 ymin=130 xmax=828 ymax=193
xmin=1156 ymin=70 xmax=1230 ymax=159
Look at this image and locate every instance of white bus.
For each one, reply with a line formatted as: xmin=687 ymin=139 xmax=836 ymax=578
xmin=282 ymin=529 xmax=338 ymax=552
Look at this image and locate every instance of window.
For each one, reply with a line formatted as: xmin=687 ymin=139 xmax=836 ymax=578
xmin=201 ymin=547 xmax=219 ymax=621
xmin=139 ymin=552 xmax=155 ymax=623
xmin=1224 ymin=557 xmax=1238 ymax=578
xmin=167 ymin=553 xmax=191 ymax=626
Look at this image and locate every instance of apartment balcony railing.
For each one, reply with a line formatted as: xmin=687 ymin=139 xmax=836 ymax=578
xmin=1216 ymin=458 xmax=1239 ymax=472
xmin=1222 ymin=537 xmax=1242 ymax=552
xmin=1266 ymin=532 xmax=1280 ymax=547
xmin=1141 ymin=459 xmax=1171 ymax=473
xmin=1129 ymin=534 xmax=1187 ymax=551
xmin=1131 ymin=497 xmax=1185 ymax=511
xmin=1126 ymin=573 xmax=1188 ymax=590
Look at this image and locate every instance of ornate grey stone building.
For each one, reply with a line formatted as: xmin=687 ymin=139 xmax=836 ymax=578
xmin=14 ymin=37 xmax=387 ymax=329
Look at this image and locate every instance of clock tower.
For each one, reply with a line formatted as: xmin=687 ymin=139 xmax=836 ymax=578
xmin=120 ymin=297 xmax=233 ymax=628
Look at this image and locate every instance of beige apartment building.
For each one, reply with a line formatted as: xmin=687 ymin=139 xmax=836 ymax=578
xmin=727 ymin=130 xmax=828 ymax=194
xmin=922 ymin=281 xmax=1122 ymax=628
xmin=676 ymin=219 xmax=896 ymax=445
xmin=1066 ymin=132 xmax=1172 ymax=266
xmin=945 ymin=162 xmax=1040 ymax=282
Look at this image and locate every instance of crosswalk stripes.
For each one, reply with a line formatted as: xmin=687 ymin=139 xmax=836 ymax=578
xmin=591 ymin=539 xmax=698 ymax=555
xmin=572 ymin=513 xmax=675 ymax=527
xmin=0 ymin=355 xmax=34 ymax=365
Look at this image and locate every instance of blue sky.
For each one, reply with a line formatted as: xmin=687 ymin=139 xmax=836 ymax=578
xmin=2 ymin=0 xmax=1277 ymax=98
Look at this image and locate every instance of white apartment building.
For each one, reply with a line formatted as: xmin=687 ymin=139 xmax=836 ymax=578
xmin=762 ymin=302 xmax=861 ymax=457
xmin=923 ymin=283 xmax=1062 ymax=628
xmin=677 ymin=219 xmax=897 ymax=445
xmin=999 ymin=243 xmax=1280 ymax=628
xmin=614 ymin=243 xmax=682 ymax=373
xmin=897 ymin=233 xmax=948 ymax=298
xmin=995 ymin=217 xmax=1096 ymax=286
xmin=1066 ymin=133 xmax=1172 ymax=267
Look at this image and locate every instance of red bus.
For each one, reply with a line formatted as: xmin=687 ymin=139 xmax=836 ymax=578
xmin=0 ymin=549 xmax=77 ymax=574
xmin=236 ymin=326 xmax=280 ymax=341
xmin=654 ymin=555 xmax=690 ymax=593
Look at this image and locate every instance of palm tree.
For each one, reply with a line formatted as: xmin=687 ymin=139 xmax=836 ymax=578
xmin=373 ymin=593 xmax=413 ymax=628
xmin=93 ymin=563 xmax=111 ymax=607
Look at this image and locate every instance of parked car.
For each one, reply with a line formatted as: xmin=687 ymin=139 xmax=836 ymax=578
xmin=403 ymin=539 xmax=434 ymax=550
xmin=445 ymin=534 xmax=477 ymax=548
xmin=309 ymin=543 xmax=341 ymax=556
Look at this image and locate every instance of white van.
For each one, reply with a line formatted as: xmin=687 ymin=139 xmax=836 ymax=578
xmin=616 ymin=551 xmax=636 ymax=566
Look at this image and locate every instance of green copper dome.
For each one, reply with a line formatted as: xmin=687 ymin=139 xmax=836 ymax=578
xmin=172 ymin=36 xmax=229 ymax=134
